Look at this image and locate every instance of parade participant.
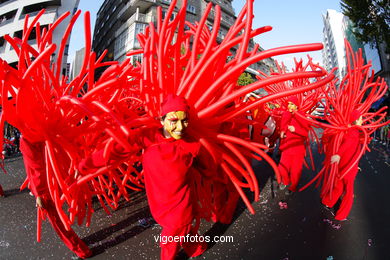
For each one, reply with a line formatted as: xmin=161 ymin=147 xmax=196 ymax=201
xmin=0 ymin=1 xmax=335 ymax=258
xmin=79 ymin=94 xmax=207 ymax=260
xmin=299 ymin=41 xmax=389 ymax=221
xmin=278 ymin=96 xmax=310 ymax=193
xmin=20 ymin=137 xmax=92 ymax=259
xmin=321 ymin=110 xmax=363 ymax=220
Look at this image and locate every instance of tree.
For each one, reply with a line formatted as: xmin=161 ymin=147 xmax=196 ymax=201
xmin=341 ymin=0 xmax=389 ymax=52
xmin=237 ymin=72 xmax=255 ymax=86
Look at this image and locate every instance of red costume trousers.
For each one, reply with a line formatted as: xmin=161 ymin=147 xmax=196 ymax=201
xmin=212 ymin=181 xmax=239 ymax=224
xmin=0 ymin=184 xmax=4 ymax=196
xmin=322 ymin=167 xmax=358 ymax=221
xmin=160 ymin=224 xmax=207 ymax=260
xmin=278 ymin=150 xmax=305 ymax=192
xmin=20 ymin=138 xmax=91 ymax=258
xmin=40 ymin=194 xmax=92 ymax=258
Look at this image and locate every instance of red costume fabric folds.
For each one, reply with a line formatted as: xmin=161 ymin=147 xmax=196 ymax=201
xmin=0 ymin=1 xmax=337 ymax=259
xmin=20 ymin=137 xmax=92 ymax=259
xmin=80 ymin=128 xmax=206 ymax=259
xmin=322 ymin=128 xmax=362 ymax=220
xmin=278 ymin=111 xmax=310 ymax=191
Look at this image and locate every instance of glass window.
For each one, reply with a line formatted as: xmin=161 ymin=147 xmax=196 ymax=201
xmin=187 ymin=5 xmax=196 ymax=14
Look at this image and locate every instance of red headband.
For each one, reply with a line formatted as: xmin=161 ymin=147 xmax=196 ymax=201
xmin=287 ymin=96 xmax=299 ymax=105
xmin=161 ymin=94 xmax=189 ymax=116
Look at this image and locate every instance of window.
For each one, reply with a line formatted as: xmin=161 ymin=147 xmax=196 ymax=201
xmin=132 ymin=54 xmax=143 ymax=64
xmin=135 ymin=23 xmax=146 ymax=35
xmin=115 ymin=29 xmax=129 ymax=55
xmin=187 ymin=4 xmax=196 ymax=14
xmin=162 ymin=10 xmax=176 ymax=21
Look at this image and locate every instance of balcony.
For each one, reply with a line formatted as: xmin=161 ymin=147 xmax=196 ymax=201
xmin=115 ymin=12 xmax=148 ymax=38
xmin=0 ymin=16 xmax=14 ymax=26
xmin=0 ymin=0 xmax=17 ymax=9
xmin=206 ymin=0 xmax=235 ymax=16
xmin=19 ymin=8 xmax=57 ymax=21
xmin=208 ymin=10 xmax=234 ymax=29
xmin=130 ymin=0 xmax=156 ymax=8
xmin=117 ymin=0 xmax=156 ymax=21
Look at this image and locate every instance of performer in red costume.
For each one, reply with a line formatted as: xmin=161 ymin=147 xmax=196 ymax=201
xmin=0 ymin=1 xmax=335 ymax=258
xmin=20 ymin=137 xmax=92 ymax=259
xmin=278 ymin=96 xmax=310 ymax=193
xmin=79 ymin=95 xmax=207 ymax=260
xmin=321 ymin=110 xmax=363 ymax=221
xmin=299 ymin=41 xmax=389 ymax=222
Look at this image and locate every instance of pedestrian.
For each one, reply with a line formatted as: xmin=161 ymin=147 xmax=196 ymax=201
xmin=278 ymin=96 xmax=311 ymax=194
xmin=20 ymin=136 xmax=92 ymax=259
xmin=79 ymin=95 xmax=207 ymax=260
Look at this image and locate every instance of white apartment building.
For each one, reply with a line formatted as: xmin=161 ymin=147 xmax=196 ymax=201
xmin=0 ymin=0 xmax=79 ymax=75
xmin=322 ymin=9 xmax=346 ymax=81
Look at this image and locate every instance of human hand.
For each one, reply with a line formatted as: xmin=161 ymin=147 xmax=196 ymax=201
xmin=280 ymin=131 xmax=286 ymax=139
xmin=288 ymin=125 xmax=295 ymax=132
xmin=36 ymin=196 xmax=44 ymax=208
xmin=331 ymin=154 xmax=340 ymax=164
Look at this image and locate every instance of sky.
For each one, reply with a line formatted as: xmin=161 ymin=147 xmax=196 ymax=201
xmin=68 ymin=0 xmax=343 ymax=69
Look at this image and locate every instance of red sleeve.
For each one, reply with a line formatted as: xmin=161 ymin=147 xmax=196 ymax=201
xmin=280 ymin=111 xmax=292 ymax=132
xmin=337 ymin=129 xmax=360 ymax=156
xmin=292 ymin=113 xmax=310 ymax=137
xmin=79 ymin=129 xmax=145 ymax=172
xmin=20 ymin=137 xmax=48 ymax=197
xmin=192 ymin=144 xmax=216 ymax=177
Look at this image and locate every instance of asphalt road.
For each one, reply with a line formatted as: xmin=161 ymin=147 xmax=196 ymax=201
xmin=0 ymin=140 xmax=389 ymax=260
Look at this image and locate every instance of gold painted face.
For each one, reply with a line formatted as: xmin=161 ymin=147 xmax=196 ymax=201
xmin=161 ymin=111 xmax=189 ymax=140
xmin=354 ymin=115 xmax=363 ymax=126
xmin=287 ymin=101 xmax=297 ymax=112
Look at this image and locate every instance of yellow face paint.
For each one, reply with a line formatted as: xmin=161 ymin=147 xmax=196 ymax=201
xmin=355 ymin=115 xmax=363 ymax=126
xmin=161 ymin=111 xmax=189 ymax=140
xmin=287 ymin=101 xmax=298 ymax=112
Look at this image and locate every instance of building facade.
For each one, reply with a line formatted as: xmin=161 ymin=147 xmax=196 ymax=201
xmin=70 ymin=46 xmax=85 ymax=81
xmin=323 ymin=8 xmax=389 ymax=95
xmin=92 ymin=0 xmax=275 ymax=76
xmin=0 ymin=0 xmax=79 ymax=72
xmin=322 ymin=9 xmax=346 ymax=81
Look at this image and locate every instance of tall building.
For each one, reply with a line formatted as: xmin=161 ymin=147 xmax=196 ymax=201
xmin=322 ymin=9 xmax=346 ymax=80
xmin=93 ymin=0 xmax=236 ymax=63
xmin=323 ymin=9 xmax=389 ymax=94
xmin=70 ymin=46 xmax=85 ymax=80
xmin=0 ymin=0 xmax=80 ymax=72
xmin=92 ymin=0 xmax=275 ymax=76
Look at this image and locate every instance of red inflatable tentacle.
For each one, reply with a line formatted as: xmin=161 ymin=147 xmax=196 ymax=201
xmin=220 ymin=162 xmax=255 ymax=214
xmin=205 ymin=72 xmax=333 ymax=121
xmin=55 ymin=10 xmax=81 ymax=82
xmin=197 ymin=42 xmax=319 ymax=110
